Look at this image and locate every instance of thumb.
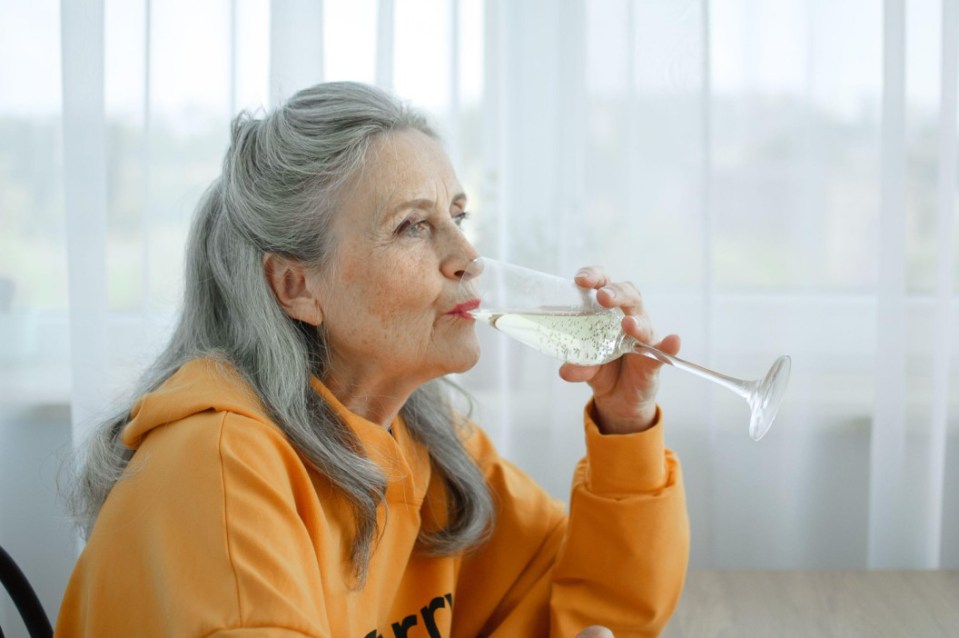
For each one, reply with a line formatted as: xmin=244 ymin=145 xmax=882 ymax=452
xmin=575 ymin=626 xmax=615 ymax=638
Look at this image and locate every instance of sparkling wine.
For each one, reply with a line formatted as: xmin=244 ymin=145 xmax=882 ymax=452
xmin=463 ymin=256 xmax=791 ymax=440
xmin=472 ymin=310 xmax=627 ymax=366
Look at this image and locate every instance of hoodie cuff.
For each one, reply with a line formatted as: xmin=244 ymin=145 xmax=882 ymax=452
xmin=583 ymin=399 xmax=668 ymax=495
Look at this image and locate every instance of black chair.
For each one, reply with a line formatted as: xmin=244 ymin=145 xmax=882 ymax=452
xmin=0 ymin=544 xmax=53 ymax=638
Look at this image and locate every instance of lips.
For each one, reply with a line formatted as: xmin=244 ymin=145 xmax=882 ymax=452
xmin=447 ymin=299 xmax=481 ymax=317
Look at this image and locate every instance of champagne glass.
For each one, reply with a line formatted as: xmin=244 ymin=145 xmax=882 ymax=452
xmin=460 ymin=257 xmax=791 ymax=441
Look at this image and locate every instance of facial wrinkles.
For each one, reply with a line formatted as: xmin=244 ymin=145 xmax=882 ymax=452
xmin=319 ymin=130 xmax=474 ymax=382
xmin=325 ymin=232 xmax=438 ymax=367
xmin=377 ymin=133 xmax=462 ymax=224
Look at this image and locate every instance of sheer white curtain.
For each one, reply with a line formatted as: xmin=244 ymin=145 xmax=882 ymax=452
xmin=1 ymin=0 xmax=957 ymax=627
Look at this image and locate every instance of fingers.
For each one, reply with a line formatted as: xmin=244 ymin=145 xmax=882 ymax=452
xmin=597 ymin=281 xmax=643 ymax=316
xmin=573 ymin=266 xmax=609 ymax=289
xmin=573 ymin=264 xmax=676 ymax=355
xmin=622 ymin=314 xmax=655 ymax=345
xmin=575 ymin=626 xmax=615 ymax=638
xmin=558 ymin=334 xmax=680 ymax=384
xmin=657 ymin=333 xmax=682 ymax=356
xmin=623 ymin=315 xmax=681 ymax=358
xmin=574 ymin=266 xmax=644 ymax=316
xmin=558 ymin=361 xmax=602 ymax=383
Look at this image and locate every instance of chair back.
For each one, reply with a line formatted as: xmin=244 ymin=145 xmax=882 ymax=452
xmin=0 ymin=544 xmax=53 ymax=638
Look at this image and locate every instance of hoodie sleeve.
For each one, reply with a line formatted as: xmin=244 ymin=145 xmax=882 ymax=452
xmin=452 ymin=401 xmax=689 ymax=638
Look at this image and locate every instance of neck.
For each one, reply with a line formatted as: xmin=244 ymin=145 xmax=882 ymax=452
xmin=320 ymin=365 xmax=418 ymax=428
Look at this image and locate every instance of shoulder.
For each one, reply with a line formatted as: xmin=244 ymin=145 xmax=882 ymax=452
xmin=132 ymin=409 xmax=310 ymax=492
xmin=96 ymin=408 xmax=323 ymax=560
xmin=121 ymin=357 xmax=307 ymax=477
xmin=79 ymin=408 xmax=329 ymax=636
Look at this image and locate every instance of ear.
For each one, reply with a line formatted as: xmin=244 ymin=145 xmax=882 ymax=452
xmin=263 ymin=253 xmax=324 ymax=326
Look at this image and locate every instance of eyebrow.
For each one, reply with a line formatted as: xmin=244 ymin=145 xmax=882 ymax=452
xmin=378 ymin=193 xmax=468 ymax=223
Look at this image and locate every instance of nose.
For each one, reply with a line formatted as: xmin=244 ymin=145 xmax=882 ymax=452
xmin=441 ymin=227 xmax=480 ymax=281
xmin=459 ymin=256 xmax=484 ymax=282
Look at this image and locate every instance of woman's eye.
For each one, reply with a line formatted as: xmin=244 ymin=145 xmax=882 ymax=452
xmin=398 ymin=218 xmax=431 ymax=238
xmin=453 ymin=211 xmax=470 ymax=227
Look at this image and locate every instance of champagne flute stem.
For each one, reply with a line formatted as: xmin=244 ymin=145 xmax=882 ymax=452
xmin=628 ymin=340 xmax=757 ymax=399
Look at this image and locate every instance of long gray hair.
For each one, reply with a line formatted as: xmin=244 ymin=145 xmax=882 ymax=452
xmin=66 ymin=82 xmax=494 ymax=583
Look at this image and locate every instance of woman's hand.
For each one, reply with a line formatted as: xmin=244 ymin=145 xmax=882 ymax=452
xmin=559 ymin=266 xmax=681 ymax=435
xmin=575 ymin=626 xmax=615 ymax=638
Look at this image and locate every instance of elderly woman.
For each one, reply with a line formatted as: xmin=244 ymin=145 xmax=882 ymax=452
xmin=56 ymin=82 xmax=688 ymax=637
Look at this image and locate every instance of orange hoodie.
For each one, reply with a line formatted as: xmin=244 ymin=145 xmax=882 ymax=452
xmin=56 ymin=358 xmax=688 ymax=637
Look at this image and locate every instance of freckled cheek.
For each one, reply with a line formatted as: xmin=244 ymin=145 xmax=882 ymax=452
xmin=360 ymin=288 xmax=421 ymax=327
xmin=336 ymin=261 xmax=438 ymax=346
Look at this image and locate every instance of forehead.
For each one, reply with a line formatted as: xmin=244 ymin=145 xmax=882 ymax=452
xmin=358 ymin=129 xmax=460 ymax=202
xmin=326 ymin=129 xmax=462 ymax=246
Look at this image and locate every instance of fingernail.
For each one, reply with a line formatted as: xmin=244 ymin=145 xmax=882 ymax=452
xmin=601 ymin=286 xmax=616 ymax=299
xmin=575 ymin=269 xmax=590 ymax=279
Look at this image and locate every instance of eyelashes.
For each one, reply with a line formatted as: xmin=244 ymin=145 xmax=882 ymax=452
xmin=395 ymin=211 xmax=471 ymax=238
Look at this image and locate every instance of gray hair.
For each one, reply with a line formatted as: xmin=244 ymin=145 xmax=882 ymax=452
xmin=66 ymin=82 xmax=494 ymax=584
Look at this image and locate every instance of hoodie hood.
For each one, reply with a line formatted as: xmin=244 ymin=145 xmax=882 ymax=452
xmin=121 ymin=359 xmax=272 ymax=449
xmin=119 ymin=358 xmax=429 ymax=503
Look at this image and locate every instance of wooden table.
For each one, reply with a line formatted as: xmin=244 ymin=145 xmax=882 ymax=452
xmin=662 ymin=571 xmax=959 ymax=637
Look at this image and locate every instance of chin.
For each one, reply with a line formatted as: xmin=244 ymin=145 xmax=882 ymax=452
xmin=442 ymin=342 xmax=482 ymax=375
xmin=451 ymin=351 xmax=481 ymax=374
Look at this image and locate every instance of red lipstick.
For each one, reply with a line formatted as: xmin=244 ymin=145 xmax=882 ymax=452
xmin=448 ymin=299 xmax=481 ymax=318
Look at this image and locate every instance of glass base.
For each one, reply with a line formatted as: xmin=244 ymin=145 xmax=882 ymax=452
xmin=748 ymin=355 xmax=791 ymax=441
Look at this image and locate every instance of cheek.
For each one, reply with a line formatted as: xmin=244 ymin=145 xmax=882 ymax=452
xmin=335 ymin=259 xmax=437 ymax=341
xmin=342 ymin=266 xmax=416 ymax=320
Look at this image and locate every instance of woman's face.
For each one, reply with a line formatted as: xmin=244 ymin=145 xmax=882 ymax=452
xmin=315 ymin=129 xmax=481 ymax=392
